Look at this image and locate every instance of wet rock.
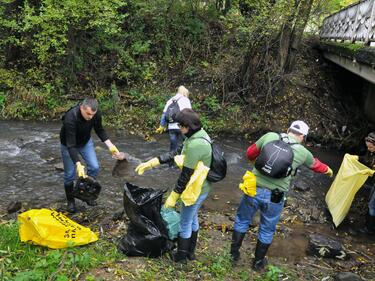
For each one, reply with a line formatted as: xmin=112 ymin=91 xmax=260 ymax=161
xmin=310 ymin=207 xmax=322 ymax=221
xmin=293 ymin=182 xmax=310 ymax=192
xmin=112 ymin=209 xmax=125 ymax=221
xmin=112 ymin=158 xmax=136 ymax=178
xmin=307 ymin=234 xmax=349 ymax=260
xmin=334 ymin=272 xmax=362 ymax=281
xmin=54 ymin=163 xmax=64 ymax=171
xmin=7 ymin=201 xmax=22 ymax=214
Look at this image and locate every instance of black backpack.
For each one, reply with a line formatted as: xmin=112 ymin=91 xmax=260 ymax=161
xmin=254 ymin=134 xmax=298 ymax=178
xmin=165 ymin=98 xmax=180 ymax=123
xmin=199 ymin=137 xmax=227 ymax=183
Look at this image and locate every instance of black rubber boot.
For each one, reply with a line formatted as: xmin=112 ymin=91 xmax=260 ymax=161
xmin=230 ymin=231 xmax=246 ymax=266
xmin=187 ymin=230 xmax=198 ymax=260
xmin=64 ymin=183 xmax=76 ymax=213
xmin=252 ymin=240 xmax=271 ymax=271
xmin=172 ymin=236 xmax=190 ymax=264
xmin=359 ymin=213 xmax=375 ymax=235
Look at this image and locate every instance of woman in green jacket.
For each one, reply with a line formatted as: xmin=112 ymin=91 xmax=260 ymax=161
xmin=135 ymin=109 xmax=212 ymax=263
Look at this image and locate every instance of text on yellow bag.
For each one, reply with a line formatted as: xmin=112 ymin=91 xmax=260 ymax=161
xmin=18 ymin=209 xmax=98 ymax=249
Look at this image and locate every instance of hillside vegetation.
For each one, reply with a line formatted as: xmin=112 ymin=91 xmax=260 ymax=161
xmin=0 ymin=0 xmax=364 ymax=146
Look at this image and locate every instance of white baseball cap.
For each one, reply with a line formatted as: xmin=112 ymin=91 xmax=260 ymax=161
xmin=289 ymin=120 xmax=309 ymax=136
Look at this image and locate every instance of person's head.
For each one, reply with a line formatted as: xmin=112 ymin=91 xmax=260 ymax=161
xmin=365 ymin=132 xmax=375 ymax=152
xmin=177 ymin=85 xmax=189 ymax=97
xmin=174 ymin=108 xmax=201 ymax=136
xmin=287 ymin=120 xmax=309 ymax=143
xmin=80 ymin=97 xmax=99 ymax=121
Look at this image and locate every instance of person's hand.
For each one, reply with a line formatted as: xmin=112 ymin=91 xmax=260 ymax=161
xmin=76 ymin=162 xmax=87 ymax=178
xmin=109 ymin=145 xmax=120 ymax=156
xmin=239 ymin=171 xmax=257 ymax=197
xmin=164 ymin=191 xmax=180 ymax=208
xmin=135 ymin=158 xmax=160 ymax=175
xmin=155 ymin=126 xmax=166 ymax=134
xmin=174 ymin=155 xmax=185 ymax=169
xmin=325 ymin=167 xmax=333 ymax=177
xmin=113 ymin=152 xmax=126 ymax=160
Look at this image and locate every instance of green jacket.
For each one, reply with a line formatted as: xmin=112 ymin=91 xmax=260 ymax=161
xmin=253 ymin=132 xmax=315 ymax=192
xmin=182 ymin=129 xmax=212 ymax=195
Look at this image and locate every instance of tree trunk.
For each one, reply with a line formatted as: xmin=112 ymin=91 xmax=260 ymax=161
xmin=277 ymin=0 xmax=314 ymax=74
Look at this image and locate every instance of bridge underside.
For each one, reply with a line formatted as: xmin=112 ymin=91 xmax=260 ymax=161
xmin=319 ymin=42 xmax=375 ymax=123
xmin=322 ymin=52 xmax=375 ymax=84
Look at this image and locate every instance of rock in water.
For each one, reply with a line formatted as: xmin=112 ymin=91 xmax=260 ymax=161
xmin=307 ymin=234 xmax=348 ymax=260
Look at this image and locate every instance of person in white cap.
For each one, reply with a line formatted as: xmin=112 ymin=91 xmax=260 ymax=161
xmin=230 ymin=120 xmax=333 ymax=271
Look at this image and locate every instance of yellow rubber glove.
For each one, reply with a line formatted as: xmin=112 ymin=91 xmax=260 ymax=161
xmin=239 ymin=171 xmax=257 ymax=197
xmin=164 ymin=191 xmax=180 ymax=208
xmin=155 ymin=126 xmax=166 ymax=134
xmin=109 ymin=145 xmax=120 ymax=155
xmin=325 ymin=167 xmax=333 ymax=177
xmin=76 ymin=162 xmax=87 ymax=178
xmin=174 ymin=155 xmax=185 ymax=169
xmin=135 ymin=158 xmax=160 ymax=175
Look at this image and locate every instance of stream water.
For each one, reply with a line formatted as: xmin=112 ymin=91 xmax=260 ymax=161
xmin=0 ymin=120 xmax=373 ymax=269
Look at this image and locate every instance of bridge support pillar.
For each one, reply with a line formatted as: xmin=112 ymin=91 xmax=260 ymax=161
xmin=364 ymin=84 xmax=375 ymax=124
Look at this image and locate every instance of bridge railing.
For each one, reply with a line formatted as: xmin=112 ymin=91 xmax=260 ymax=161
xmin=320 ymin=0 xmax=375 ymax=44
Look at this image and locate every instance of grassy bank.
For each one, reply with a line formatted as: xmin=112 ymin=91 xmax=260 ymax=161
xmin=0 ymin=219 xmax=293 ymax=281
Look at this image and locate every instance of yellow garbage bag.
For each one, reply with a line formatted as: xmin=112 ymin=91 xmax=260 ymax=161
xmin=239 ymin=171 xmax=257 ymax=197
xmin=18 ymin=209 xmax=98 ymax=249
xmin=181 ymin=161 xmax=210 ymax=206
xmin=325 ymin=154 xmax=375 ymax=227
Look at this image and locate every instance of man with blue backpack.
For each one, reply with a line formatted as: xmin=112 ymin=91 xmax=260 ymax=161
xmin=230 ymin=120 xmax=333 ymax=270
xmin=155 ymin=86 xmax=191 ymax=151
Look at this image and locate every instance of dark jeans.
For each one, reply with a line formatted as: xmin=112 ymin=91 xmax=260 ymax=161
xmin=169 ymin=129 xmax=182 ymax=152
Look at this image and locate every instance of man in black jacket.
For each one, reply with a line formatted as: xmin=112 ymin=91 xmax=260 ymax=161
xmin=60 ymin=97 xmax=122 ymax=212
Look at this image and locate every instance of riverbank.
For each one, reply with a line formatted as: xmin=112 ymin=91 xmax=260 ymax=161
xmin=0 ymin=120 xmax=374 ymax=280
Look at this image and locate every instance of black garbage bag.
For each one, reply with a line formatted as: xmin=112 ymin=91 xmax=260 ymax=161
xmin=118 ymin=182 xmax=173 ymax=257
xmin=72 ymin=177 xmax=101 ymax=203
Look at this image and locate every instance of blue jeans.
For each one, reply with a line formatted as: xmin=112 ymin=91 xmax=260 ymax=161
xmin=369 ymin=186 xmax=375 ymax=216
xmin=233 ymin=187 xmax=284 ymax=244
xmin=61 ymin=138 xmax=99 ymax=185
xmin=179 ymin=192 xmax=209 ymax=239
xmin=169 ymin=129 xmax=182 ymax=152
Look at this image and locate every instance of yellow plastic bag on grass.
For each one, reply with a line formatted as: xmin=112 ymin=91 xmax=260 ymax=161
xmin=18 ymin=209 xmax=98 ymax=249
xmin=181 ymin=161 xmax=210 ymax=206
xmin=325 ymin=154 xmax=375 ymax=227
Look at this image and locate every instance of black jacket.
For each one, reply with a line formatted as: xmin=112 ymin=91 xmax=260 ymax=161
xmin=359 ymin=150 xmax=375 ymax=169
xmin=60 ymin=105 xmax=108 ymax=163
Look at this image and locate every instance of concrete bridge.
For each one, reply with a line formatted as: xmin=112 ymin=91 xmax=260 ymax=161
xmin=320 ymin=0 xmax=375 ymax=122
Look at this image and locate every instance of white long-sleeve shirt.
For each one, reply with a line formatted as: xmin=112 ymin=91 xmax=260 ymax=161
xmin=162 ymin=93 xmax=192 ymax=130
